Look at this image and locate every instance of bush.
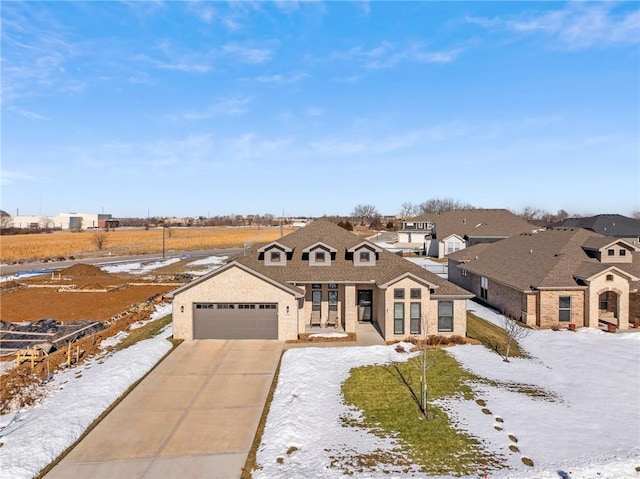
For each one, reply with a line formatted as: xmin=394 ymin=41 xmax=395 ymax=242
xmin=337 ymin=220 xmax=354 ymax=231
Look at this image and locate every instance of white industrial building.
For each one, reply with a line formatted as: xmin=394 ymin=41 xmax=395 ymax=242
xmin=8 ymin=213 xmax=114 ymax=230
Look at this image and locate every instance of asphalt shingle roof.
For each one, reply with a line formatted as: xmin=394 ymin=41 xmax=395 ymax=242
xmin=547 ymin=214 xmax=640 ymax=237
xmin=411 ymin=209 xmax=536 ymax=240
xmin=448 ymin=228 xmax=640 ymax=291
xmin=237 ymin=219 xmax=471 ymax=296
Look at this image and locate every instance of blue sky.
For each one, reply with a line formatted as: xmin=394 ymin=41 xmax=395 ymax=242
xmin=1 ymin=1 xmax=639 ymax=218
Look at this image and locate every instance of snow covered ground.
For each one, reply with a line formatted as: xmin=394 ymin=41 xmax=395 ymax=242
xmin=100 ymin=254 xmax=227 ymax=276
xmin=256 ymin=302 xmax=640 ymax=479
xmin=0 ymin=304 xmax=174 ymax=479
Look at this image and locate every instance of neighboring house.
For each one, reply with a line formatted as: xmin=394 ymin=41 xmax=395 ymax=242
xmin=397 ymin=209 xmax=537 ymax=258
xmin=169 ymin=219 xmax=473 ymax=341
xmin=547 ymin=214 xmax=640 ymax=246
xmin=447 ymin=228 xmax=640 ymax=329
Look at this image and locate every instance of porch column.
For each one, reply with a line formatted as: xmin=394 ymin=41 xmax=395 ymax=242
xmin=344 ymin=284 xmax=357 ymax=333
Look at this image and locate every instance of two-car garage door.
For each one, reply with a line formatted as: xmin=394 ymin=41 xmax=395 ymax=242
xmin=193 ymin=303 xmax=278 ymax=339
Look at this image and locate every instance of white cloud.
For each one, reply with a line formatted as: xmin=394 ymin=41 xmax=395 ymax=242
xmin=8 ymin=106 xmax=49 ymax=120
xmin=180 ymin=96 xmax=251 ymax=120
xmin=332 ymin=41 xmax=463 ymax=69
xmin=305 ymin=106 xmax=324 ymax=117
xmin=468 ymin=3 xmax=640 ymax=50
xmin=222 ymin=42 xmax=276 ymax=64
xmin=254 ymin=72 xmax=309 ymax=83
xmin=0 ymin=169 xmax=36 ymax=186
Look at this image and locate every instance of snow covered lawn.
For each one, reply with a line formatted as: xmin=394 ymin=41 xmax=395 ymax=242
xmin=255 ymin=302 xmax=640 ymax=479
xmin=0 ymin=305 xmax=174 ymax=479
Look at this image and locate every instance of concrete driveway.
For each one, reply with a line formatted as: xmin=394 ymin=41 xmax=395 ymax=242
xmin=45 ymin=340 xmax=283 ymax=479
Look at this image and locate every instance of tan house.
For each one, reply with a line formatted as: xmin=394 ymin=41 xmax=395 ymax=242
xmin=169 ymin=219 xmax=473 ymax=341
xmin=447 ymin=228 xmax=640 ymax=329
xmin=397 ymin=209 xmax=537 ymax=258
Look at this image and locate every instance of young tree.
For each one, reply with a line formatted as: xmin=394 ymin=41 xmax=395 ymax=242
xmin=92 ymin=230 xmax=109 ymax=250
xmin=502 ymin=314 xmax=531 ymax=362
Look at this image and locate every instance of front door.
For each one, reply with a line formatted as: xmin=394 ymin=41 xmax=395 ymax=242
xmin=358 ymin=290 xmax=373 ymax=322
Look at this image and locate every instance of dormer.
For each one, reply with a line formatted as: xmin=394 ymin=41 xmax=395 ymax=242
xmin=257 ymin=242 xmax=293 ymax=266
xmin=582 ymin=239 xmax=636 ymax=264
xmin=347 ymin=241 xmax=382 ymax=266
xmin=302 ymin=242 xmax=337 ymax=266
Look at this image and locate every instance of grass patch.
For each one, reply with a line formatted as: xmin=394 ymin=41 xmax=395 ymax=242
xmin=114 ymin=315 xmax=173 ymax=351
xmin=241 ymin=351 xmax=284 ymax=479
xmin=466 ymin=312 xmax=529 ymax=359
xmin=341 ymin=349 xmax=503 ymax=476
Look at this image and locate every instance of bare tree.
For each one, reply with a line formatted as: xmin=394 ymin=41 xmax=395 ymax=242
xmin=633 ymin=211 xmax=640 ymax=220
xmin=418 ymin=197 xmax=474 ymax=215
xmin=92 ymin=230 xmax=109 ymax=250
xmin=350 ymin=204 xmax=380 ymax=225
xmin=0 ymin=211 xmax=13 ymax=231
xmin=502 ymin=315 xmax=531 ymax=362
xmin=399 ymin=202 xmax=420 ymax=219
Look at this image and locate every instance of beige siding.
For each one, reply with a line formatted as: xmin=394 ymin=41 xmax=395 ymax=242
xmin=538 ymin=290 xmax=585 ymax=328
xmin=172 ymin=266 xmax=299 ymax=341
xmin=586 ymin=272 xmax=630 ymax=328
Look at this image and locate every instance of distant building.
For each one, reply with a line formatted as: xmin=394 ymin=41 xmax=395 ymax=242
xmin=9 ymin=213 xmax=114 ymax=230
xmin=547 ymin=214 xmax=640 ymax=246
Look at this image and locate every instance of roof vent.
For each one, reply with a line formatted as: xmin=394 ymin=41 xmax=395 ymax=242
xmin=463 ymin=218 xmax=467 ymax=224
xmin=529 ymin=249 xmax=533 ymax=254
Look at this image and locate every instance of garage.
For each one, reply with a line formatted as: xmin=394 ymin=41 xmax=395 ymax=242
xmin=193 ymin=302 xmax=278 ymax=339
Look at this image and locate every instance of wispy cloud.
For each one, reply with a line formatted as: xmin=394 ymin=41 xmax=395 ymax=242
xmin=305 ymin=106 xmax=324 ymax=117
xmin=0 ymin=169 xmax=36 ymax=186
xmin=222 ymin=42 xmax=276 ymax=64
xmin=466 ymin=3 xmax=640 ymax=50
xmin=8 ymin=107 xmax=49 ymax=120
xmin=332 ymin=41 xmax=463 ymax=69
xmin=253 ymin=72 xmax=309 ymax=83
xmin=178 ymin=96 xmax=252 ymax=120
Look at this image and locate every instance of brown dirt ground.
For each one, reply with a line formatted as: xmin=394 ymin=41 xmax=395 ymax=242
xmin=0 ymin=264 xmax=177 ymax=322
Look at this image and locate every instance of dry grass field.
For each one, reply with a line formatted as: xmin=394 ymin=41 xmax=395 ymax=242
xmin=0 ymin=226 xmax=293 ymax=263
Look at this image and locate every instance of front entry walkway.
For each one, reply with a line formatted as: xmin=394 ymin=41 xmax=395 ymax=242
xmin=45 ymin=340 xmax=283 ymax=479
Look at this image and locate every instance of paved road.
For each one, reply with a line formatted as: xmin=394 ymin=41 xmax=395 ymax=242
xmin=44 ymin=340 xmax=283 ymax=479
xmin=0 ymin=248 xmax=241 ymax=276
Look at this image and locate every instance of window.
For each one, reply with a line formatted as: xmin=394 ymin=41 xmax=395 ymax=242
xmin=620 ymin=249 xmax=626 ymax=256
xmin=217 ymin=304 xmax=235 ymax=309
xmin=329 ymin=290 xmax=338 ymax=312
xmin=480 ymin=277 xmax=488 ymax=300
xmin=447 ymin=242 xmax=460 ymax=254
xmin=312 ymin=283 xmax=322 ymax=289
xmin=359 ymin=251 xmax=371 ymax=262
xmin=315 ymin=251 xmax=326 ymax=263
xmin=394 ymin=303 xmax=405 ymax=334
xmin=410 ymin=288 xmax=421 ymax=299
xmin=607 ymin=249 xmax=615 ymax=256
xmin=259 ymin=304 xmax=277 ymax=310
xmin=312 ymin=290 xmax=321 ymax=312
xmin=438 ymin=301 xmax=453 ymax=332
xmin=606 ymin=274 xmax=614 ymax=281
xmin=559 ymin=296 xmax=571 ymax=322
xmin=394 ymin=288 xmax=405 ymax=299
xmin=328 ymin=283 xmax=338 ymax=290
xmin=599 ymin=293 xmax=608 ymax=311
xmin=238 ymin=304 xmax=256 ymax=309
xmin=410 ymin=303 xmax=421 ymax=334
xmin=270 ymin=251 xmax=281 ymax=262
xmin=195 ymin=303 xmax=213 ymax=309
xmin=461 ymin=269 xmax=468 ymax=277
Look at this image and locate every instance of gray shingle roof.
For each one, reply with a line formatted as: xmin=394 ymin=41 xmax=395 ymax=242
xmin=547 ymin=214 xmax=640 ymax=237
xmin=448 ymin=227 xmax=640 ymax=291
xmin=412 ymin=209 xmax=536 ymax=240
xmin=237 ymin=219 xmax=471 ymax=296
